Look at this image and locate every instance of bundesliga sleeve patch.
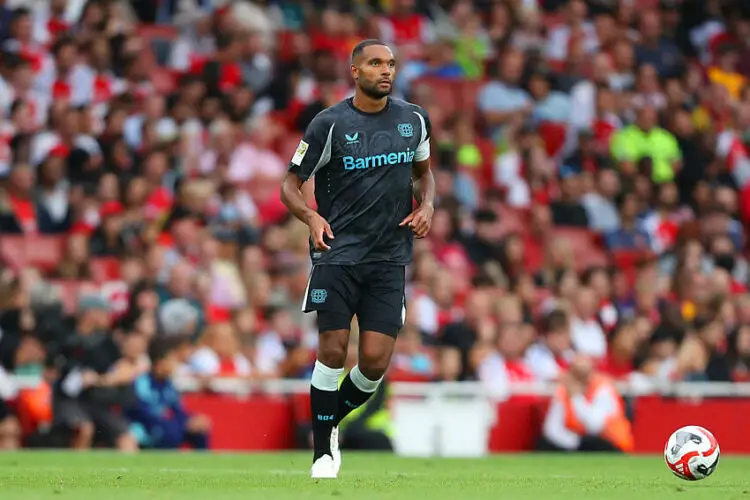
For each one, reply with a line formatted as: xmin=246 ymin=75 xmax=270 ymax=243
xmin=291 ymin=140 xmax=309 ymax=166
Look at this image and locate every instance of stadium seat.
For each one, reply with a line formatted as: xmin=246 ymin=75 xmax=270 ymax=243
xmin=90 ymin=257 xmax=122 ymax=283
xmin=0 ymin=236 xmax=25 ymax=270
xmin=457 ymin=79 xmax=487 ymax=115
xmin=0 ymin=236 xmax=64 ymax=273
xmin=136 ymin=24 xmax=178 ymax=42
xmin=411 ymin=77 xmax=460 ymax=117
xmin=610 ymin=250 xmax=655 ymax=286
xmin=551 ymin=228 xmax=607 ymax=270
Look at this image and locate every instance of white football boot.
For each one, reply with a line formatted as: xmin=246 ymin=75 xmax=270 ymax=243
xmin=310 ymin=455 xmax=337 ymax=479
xmin=330 ymin=426 xmax=341 ymax=474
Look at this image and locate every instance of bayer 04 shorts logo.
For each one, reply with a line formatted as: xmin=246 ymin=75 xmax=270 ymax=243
xmin=310 ymin=288 xmax=328 ymax=304
xmin=397 ymin=123 xmax=413 ymax=138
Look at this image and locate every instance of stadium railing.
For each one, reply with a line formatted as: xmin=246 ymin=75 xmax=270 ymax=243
xmin=4 ymin=375 xmax=750 ymax=398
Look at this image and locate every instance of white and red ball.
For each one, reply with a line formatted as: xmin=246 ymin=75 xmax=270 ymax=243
xmin=664 ymin=425 xmax=720 ymax=481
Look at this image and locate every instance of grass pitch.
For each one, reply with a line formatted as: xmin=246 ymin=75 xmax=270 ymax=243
xmin=0 ymin=451 xmax=746 ymax=500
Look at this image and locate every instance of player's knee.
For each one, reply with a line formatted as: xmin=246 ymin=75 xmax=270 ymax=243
xmin=357 ymin=346 xmax=391 ymax=380
xmin=317 ymin=330 xmax=349 ymax=368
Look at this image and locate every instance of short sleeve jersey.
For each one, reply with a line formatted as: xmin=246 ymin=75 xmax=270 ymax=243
xmin=288 ymin=97 xmax=431 ymax=266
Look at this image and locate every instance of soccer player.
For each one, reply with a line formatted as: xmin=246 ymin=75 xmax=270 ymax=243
xmin=280 ymin=39 xmax=435 ymax=479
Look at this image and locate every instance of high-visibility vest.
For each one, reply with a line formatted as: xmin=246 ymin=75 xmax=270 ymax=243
xmin=559 ymin=375 xmax=634 ymax=452
xmin=339 ymin=376 xmax=394 ymax=439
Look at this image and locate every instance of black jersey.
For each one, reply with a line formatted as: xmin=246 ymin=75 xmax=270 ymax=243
xmin=288 ymin=97 xmax=431 ymax=266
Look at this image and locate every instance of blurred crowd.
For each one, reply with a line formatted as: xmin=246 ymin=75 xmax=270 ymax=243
xmin=0 ymin=0 xmax=750 ymax=449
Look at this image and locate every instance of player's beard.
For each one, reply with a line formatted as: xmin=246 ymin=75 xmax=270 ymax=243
xmin=360 ymin=79 xmax=391 ymax=99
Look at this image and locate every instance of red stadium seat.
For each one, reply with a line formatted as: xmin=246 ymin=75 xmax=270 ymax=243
xmin=136 ymin=24 xmax=178 ymax=42
xmin=457 ymin=79 xmax=487 ymax=115
xmin=0 ymin=236 xmax=25 ymax=270
xmin=411 ymin=77 xmax=460 ymax=117
xmin=610 ymin=250 xmax=656 ymax=286
xmin=24 ymin=236 xmax=64 ymax=272
xmin=0 ymin=236 xmax=64 ymax=272
xmin=90 ymin=257 xmax=121 ymax=283
xmin=551 ymin=228 xmax=607 ymax=270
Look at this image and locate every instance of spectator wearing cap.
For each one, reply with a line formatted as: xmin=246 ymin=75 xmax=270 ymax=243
xmin=52 ymin=292 xmax=139 ymax=451
xmin=610 ymin=105 xmax=682 ymax=183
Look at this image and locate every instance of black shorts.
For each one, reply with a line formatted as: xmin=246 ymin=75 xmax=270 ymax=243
xmin=53 ymin=398 xmax=130 ymax=445
xmin=303 ymin=263 xmax=406 ymax=337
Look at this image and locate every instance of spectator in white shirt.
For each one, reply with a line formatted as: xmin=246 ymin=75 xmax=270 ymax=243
xmin=188 ymin=322 xmax=252 ymax=377
xmin=525 ymin=309 xmax=576 ymax=382
xmin=570 ymin=286 xmax=608 ymax=359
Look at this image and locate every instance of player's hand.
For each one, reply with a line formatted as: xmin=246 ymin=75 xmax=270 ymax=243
xmin=307 ymin=212 xmax=334 ymax=251
xmin=399 ymin=203 xmax=434 ymax=239
xmin=81 ymin=370 xmax=100 ymax=388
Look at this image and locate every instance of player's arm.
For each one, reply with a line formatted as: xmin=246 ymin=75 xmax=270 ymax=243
xmin=412 ymin=158 xmax=435 ymax=210
xmin=400 ymin=108 xmax=435 ymax=238
xmin=280 ymin=115 xmax=335 ymax=250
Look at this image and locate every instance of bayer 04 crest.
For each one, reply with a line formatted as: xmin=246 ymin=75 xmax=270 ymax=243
xmin=397 ymin=123 xmax=413 ymax=138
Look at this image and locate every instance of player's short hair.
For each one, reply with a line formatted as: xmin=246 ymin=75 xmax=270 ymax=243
xmin=351 ymin=39 xmax=390 ymax=63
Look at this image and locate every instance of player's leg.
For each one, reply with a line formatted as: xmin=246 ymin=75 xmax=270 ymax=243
xmin=337 ymin=265 xmax=405 ymax=425
xmin=53 ymin=398 xmax=94 ymax=449
xmin=303 ymin=265 xmax=358 ymax=477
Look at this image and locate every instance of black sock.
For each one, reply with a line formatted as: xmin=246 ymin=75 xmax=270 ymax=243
xmin=335 ymin=372 xmax=376 ymax=425
xmin=311 ymin=385 xmax=338 ymax=461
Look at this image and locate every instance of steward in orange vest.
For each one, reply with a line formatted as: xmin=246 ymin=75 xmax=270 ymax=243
xmin=539 ymin=355 xmax=634 ymax=452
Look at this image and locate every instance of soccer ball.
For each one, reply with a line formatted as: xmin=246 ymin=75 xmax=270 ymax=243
xmin=664 ymin=425 xmax=720 ymax=481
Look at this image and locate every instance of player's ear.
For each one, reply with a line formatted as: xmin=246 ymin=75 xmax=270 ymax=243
xmin=350 ymin=64 xmax=358 ymax=81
